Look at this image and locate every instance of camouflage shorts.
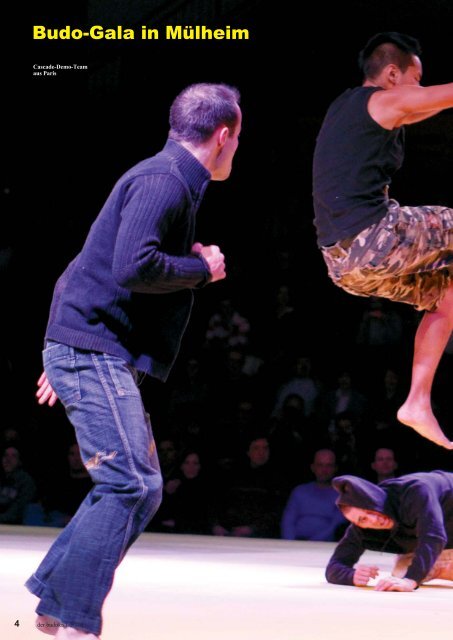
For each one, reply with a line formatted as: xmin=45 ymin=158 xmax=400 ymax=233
xmin=321 ymin=201 xmax=453 ymax=312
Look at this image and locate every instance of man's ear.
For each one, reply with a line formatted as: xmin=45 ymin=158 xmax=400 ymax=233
xmin=387 ymin=64 xmax=400 ymax=85
xmin=218 ymin=126 xmax=229 ymax=147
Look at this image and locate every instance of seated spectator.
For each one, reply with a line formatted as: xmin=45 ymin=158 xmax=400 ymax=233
xmin=149 ymin=450 xmax=214 ymax=535
xmin=205 ymin=396 xmax=262 ymax=470
xmin=327 ymin=412 xmax=363 ymax=475
xmin=370 ymin=447 xmax=399 ymax=484
xmin=157 ymin=437 xmax=180 ymax=483
xmin=206 ymin=346 xmax=262 ymax=418
xmin=317 ymin=370 xmax=368 ymax=432
xmin=281 ymin=449 xmax=347 ymax=541
xmin=0 ymin=446 xmax=36 ymax=524
xmin=369 ymin=368 xmax=406 ymax=428
xmin=0 ymin=426 xmax=21 ymax=449
xmin=355 ymin=297 xmax=403 ymax=377
xmin=268 ymin=395 xmax=316 ymax=487
xmin=273 ymin=355 xmax=321 ymax=418
xmin=167 ymin=355 xmax=209 ymax=420
xmin=255 ymin=282 xmax=301 ymax=362
xmin=25 ymin=443 xmax=93 ymax=527
xmin=204 ymin=297 xmax=251 ymax=351
xmin=212 ymin=435 xmax=285 ymax=539
xmin=365 ymin=413 xmax=420 ymax=473
xmin=49 ymin=443 xmax=93 ymax=522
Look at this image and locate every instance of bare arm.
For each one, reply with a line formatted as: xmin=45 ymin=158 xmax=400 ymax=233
xmin=401 ymin=108 xmax=443 ymax=124
xmin=368 ymin=83 xmax=453 ymax=129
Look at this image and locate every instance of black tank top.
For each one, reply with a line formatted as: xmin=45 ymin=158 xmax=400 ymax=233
xmin=312 ymin=86 xmax=405 ymax=247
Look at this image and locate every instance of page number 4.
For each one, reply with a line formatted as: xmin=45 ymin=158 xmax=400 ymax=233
xmin=14 ymin=620 xmax=20 ymax=627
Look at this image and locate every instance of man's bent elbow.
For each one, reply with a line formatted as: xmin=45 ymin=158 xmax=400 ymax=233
xmin=325 ymin=564 xmax=354 ymax=586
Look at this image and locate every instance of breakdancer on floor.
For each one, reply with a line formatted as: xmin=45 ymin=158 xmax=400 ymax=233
xmin=326 ymin=471 xmax=453 ymax=591
xmin=312 ymin=31 xmax=453 ymax=449
xmin=27 ymin=82 xmax=242 ymax=639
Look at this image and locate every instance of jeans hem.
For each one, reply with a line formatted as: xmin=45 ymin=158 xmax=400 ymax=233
xmin=25 ymin=573 xmax=46 ymax=598
xmin=37 ymin=605 xmax=101 ymax=635
xmin=26 ymin=574 xmax=101 ymax=635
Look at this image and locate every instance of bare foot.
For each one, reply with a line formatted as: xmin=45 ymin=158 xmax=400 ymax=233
xmin=397 ymin=404 xmax=453 ymax=449
xmin=36 ymin=615 xmax=65 ymax=636
xmin=55 ymin=626 xmax=100 ymax=639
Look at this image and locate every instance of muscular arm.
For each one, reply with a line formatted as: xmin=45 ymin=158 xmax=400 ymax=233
xmin=401 ymin=109 xmax=442 ymax=124
xmin=368 ymin=83 xmax=453 ymax=129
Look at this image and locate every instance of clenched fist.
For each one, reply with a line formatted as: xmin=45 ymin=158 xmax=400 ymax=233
xmin=353 ymin=564 xmax=380 ymax=587
xmin=192 ymin=243 xmax=226 ymax=283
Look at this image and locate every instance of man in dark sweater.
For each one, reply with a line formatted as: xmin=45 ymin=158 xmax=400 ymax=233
xmin=26 ymin=83 xmax=241 ymax=639
xmin=326 ymin=471 xmax=453 ymax=591
xmin=312 ymin=32 xmax=453 ymax=450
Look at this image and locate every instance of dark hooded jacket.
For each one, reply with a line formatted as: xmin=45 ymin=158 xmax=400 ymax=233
xmin=325 ymin=471 xmax=453 ymax=585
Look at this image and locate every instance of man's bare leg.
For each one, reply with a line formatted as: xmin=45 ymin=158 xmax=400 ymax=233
xmin=397 ymin=282 xmax=453 ymax=449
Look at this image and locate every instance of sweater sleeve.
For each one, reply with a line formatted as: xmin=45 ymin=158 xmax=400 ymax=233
xmin=112 ymin=174 xmax=211 ymax=293
xmin=280 ymin=488 xmax=300 ymax=540
xmin=399 ymin=483 xmax=447 ymax=584
xmin=325 ymin=524 xmax=365 ymax=585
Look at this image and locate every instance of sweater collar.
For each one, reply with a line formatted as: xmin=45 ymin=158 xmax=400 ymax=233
xmin=163 ymin=139 xmax=211 ymax=201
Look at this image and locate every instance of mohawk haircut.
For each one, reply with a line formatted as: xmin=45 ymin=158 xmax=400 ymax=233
xmin=358 ymin=32 xmax=422 ymax=80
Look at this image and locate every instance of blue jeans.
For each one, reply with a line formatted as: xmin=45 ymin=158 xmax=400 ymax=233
xmin=25 ymin=342 xmax=163 ymax=635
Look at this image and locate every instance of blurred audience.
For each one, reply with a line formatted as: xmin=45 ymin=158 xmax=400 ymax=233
xmin=212 ymin=436 xmax=285 ymax=538
xmin=369 ymin=447 xmax=399 ymax=484
xmin=24 ymin=443 xmax=93 ymax=527
xmin=0 ymin=447 xmax=36 ymax=524
xmin=317 ymin=370 xmax=368 ymax=432
xmin=7 ymin=239 xmax=452 ymax=537
xmin=273 ymin=355 xmax=321 ymax=418
xmin=149 ymin=449 xmax=214 ymax=535
xmin=205 ymin=298 xmax=250 ymax=351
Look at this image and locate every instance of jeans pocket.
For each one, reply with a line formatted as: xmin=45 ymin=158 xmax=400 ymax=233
xmin=103 ymin=355 xmax=141 ymax=397
xmin=43 ymin=343 xmax=82 ymax=406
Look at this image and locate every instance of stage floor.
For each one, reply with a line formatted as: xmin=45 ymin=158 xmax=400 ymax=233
xmin=1 ymin=526 xmax=452 ymax=640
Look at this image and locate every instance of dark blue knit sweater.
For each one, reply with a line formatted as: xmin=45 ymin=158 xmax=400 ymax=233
xmin=46 ymin=139 xmax=212 ymax=381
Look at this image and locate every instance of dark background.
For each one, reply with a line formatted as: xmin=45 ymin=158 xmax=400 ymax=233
xmin=3 ymin=1 xmax=453 ymax=465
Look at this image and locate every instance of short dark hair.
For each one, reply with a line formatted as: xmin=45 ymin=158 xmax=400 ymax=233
xmin=358 ymin=32 xmax=422 ymax=80
xmin=169 ymin=82 xmax=240 ymax=144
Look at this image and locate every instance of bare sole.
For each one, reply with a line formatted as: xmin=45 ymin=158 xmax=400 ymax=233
xmin=397 ymin=408 xmax=453 ymax=450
